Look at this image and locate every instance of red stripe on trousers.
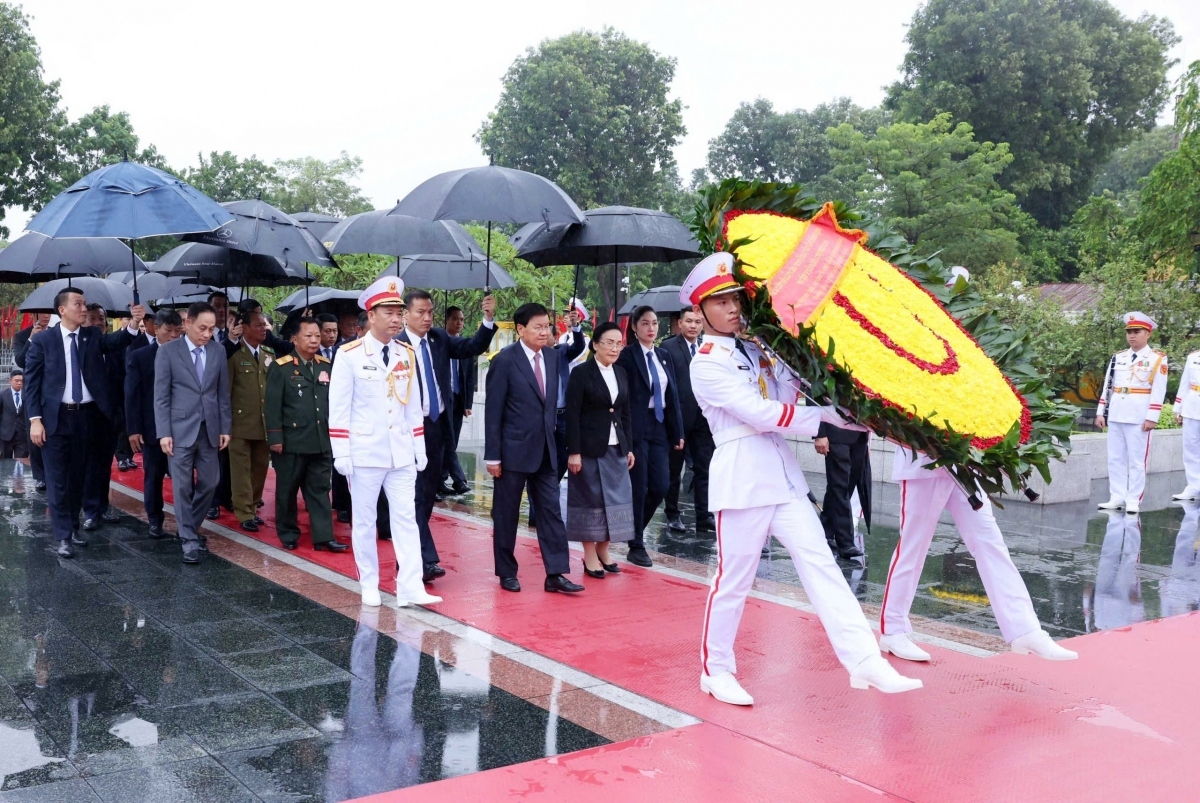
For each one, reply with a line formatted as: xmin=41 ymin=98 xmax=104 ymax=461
xmin=1141 ymin=431 xmax=1153 ymax=501
xmin=701 ymin=511 xmax=724 ymax=676
xmin=879 ymin=480 xmax=907 ymax=635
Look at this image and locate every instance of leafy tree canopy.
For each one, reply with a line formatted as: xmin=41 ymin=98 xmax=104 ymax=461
xmin=887 ymin=0 xmax=1178 ymax=229
xmin=50 ymin=105 xmax=168 ymax=194
xmin=478 ymin=27 xmax=686 ymax=210
xmin=1092 ymin=125 xmax=1177 ymax=200
xmin=182 ymin=150 xmax=281 ymax=204
xmin=270 ymin=152 xmax=374 ymax=218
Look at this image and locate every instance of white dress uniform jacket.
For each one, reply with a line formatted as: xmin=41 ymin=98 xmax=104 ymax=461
xmin=329 ymin=334 xmax=426 ymax=469
xmin=689 ymin=335 xmax=823 ymax=511
xmin=1097 ymin=346 xmax=1168 ymax=424
xmin=1174 ymin=351 xmax=1200 ymax=420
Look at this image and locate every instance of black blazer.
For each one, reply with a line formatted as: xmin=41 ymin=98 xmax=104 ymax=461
xmin=484 ymin=342 xmax=563 ymax=474
xmin=616 ymin=342 xmax=684 ymax=444
xmin=13 ymin=326 xmax=34 ymax=369
xmin=398 ymin=323 xmax=497 ymax=424
xmin=660 ymin=334 xmax=707 ymax=432
xmin=449 ymin=355 xmax=478 ymax=412
xmin=0 ymin=387 xmax=26 ymax=442
xmin=125 ymin=341 xmax=160 ymax=441
xmin=25 ymin=324 xmax=134 ymax=435
xmin=565 ymin=359 xmax=632 ymax=457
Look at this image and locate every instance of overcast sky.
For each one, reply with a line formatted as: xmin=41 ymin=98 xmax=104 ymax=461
xmin=8 ymin=0 xmax=1197 ymax=231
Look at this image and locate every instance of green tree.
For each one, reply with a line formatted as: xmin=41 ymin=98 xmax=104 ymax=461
xmin=1092 ymin=125 xmax=1177 ymax=200
xmin=270 ymin=152 xmax=374 ymax=217
xmin=0 ymin=2 xmax=64 ymax=237
xmin=183 ymin=150 xmax=280 ymax=203
xmin=887 ymin=0 xmax=1178 ymax=228
xmin=827 ymin=113 xmax=1024 ymax=269
xmin=478 ymin=28 xmax=686 ymax=210
xmin=49 ymin=105 xmax=169 ymax=194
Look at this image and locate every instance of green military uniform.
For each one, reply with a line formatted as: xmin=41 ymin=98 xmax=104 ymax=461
xmin=265 ymin=352 xmax=336 ymax=546
xmin=228 ymin=341 xmax=274 ymax=525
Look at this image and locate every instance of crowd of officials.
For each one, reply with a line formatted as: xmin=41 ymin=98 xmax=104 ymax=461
xmin=4 ymin=283 xmax=870 ymax=589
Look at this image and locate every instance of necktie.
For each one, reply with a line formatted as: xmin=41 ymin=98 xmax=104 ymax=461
xmin=690 ymin=342 xmax=696 ymax=358
xmin=193 ymin=346 xmax=204 ymax=385
xmin=734 ymin=339 xmax=751 ymax=362
xmin=421 ymin=339 xmax=440 ymax=419
xmin=382 ymin=343 xmax=389 ymax=367
xmin=647 ymin=351 xmax=664 ymax=423
xmin=451 ymin=358 xmax=460 ymax=394
xmin=14 ymin=391 xmax=19 ymax=411
xmin=533 ymin=352 xmax=546 ymax=400
xmin=69 ymin=332 xmax=82 ymax=403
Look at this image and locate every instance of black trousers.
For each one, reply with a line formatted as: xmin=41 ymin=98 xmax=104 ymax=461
xmin=630 ymin=418 xmax=671 ymax=548
xmin=0 ymin=435 xmax=28 ymax=459
xmin=29 ymin=441 xmax=44 ymax=481
xmin=82 ymin=412 xmax=116 ymax=520
xmin=414 ymin=413 xmax=448 ymax=564
xmin=214 ymin=448 xmax=232 ymax=510
xmin=820 ymin=434 xmax=870 ymax=551
xmin=526 ymin=414 xmax=568 ymax=524
xmin=441 ymin=394 xmax=468 ymax=487
xmin=332 ymin=468 xmax=351 ymax=514
xmin=141 ymin=437 xmax=168 ymax=529
xmin=42 ymin=404 xmax=102 ymax=540
xmin=114 ymin=425 xmax=133 ymax=461
xmin=491 ymin=445 xmax=570 ymax=578
xmin=666 ymin=421 xmax=714 ymax=520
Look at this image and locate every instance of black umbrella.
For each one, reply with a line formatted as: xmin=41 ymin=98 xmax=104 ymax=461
xmin=381 ymin=254 xmax=516 ymax=291
xmin=275 ymin=287 xmax=360 ymax=316
xmin=155 ymin=243 xmax=310 ymax=289
xmin=619 ymin=285 xmax=687 ymax=315
xmin=391 ymin=159 xmax=584 ymax=291
xmin=291 ymin=211 xmax=344 ymax=240
xmin=322 ymin=210 xmax=480 ymax=258
xmin=154 ymin=286 xmax=245 ymax=310
xmin=20 ymin=277 xmax=133 ymax=316
xmin=182 ymin=199 xmax=334 ymax=268
xmin=106 ymin=270 xmax=186 ymax=301
xmin=0 ymin=232 xmax=149 ymax=283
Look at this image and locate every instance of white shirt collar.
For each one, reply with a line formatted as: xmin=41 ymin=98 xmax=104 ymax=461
xmin=640 ymin=342 xmax=656 ymax=357
xmin=184 ymin=334 xmax=202 ymax=353
xmin=519 ymin=340 xmax=543 ymax=362
xmin=405 ymin=326 xmax=426 ymax=346
xmin=367 ymin=333 xmax=391 ymax=353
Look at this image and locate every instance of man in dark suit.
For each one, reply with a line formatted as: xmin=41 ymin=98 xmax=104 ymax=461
xmin=80 ymin=304 xmax=127 ymax=529
xmin=815 ymin=423 xmax=870 ymax=560
xmin=25 ymin=289 xmax=143 ymax=557
xmin=315 ymin=313 xmax=340 ymax=363
xmin=0 ymin=369 xmax=28 ymax=458
xmin=661 ymin=307 xmax=715 ymax=533
xmin=125 ymin=309 xmax=183 ymax=539
xmin=398 ymin=290 xmax=496 ymax=582
xmin=14 ymin=313 xmax=50 ymax=489
xmin=154 ymin=302 xmax=232 ymax=564
xmin=617 ymin=306 xmax=685 ymax=568
xmin=485 ymin=303 xmax=583 ymax=594
xmin=438 ymin=306 xmax=474 ymax=497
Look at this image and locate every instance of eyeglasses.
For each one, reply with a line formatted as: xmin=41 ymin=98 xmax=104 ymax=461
xmin=595 ymin=339 xmax=623 ymax=348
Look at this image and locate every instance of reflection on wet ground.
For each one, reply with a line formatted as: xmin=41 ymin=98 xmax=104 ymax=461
xmin=0 ymin=462 xmax=606 ymax=801
xmin=445 ymin=448 xmax=1200 ymax=641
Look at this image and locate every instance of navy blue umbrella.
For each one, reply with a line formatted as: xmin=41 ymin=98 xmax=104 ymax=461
xmin=24 ymin=160 xmax=232 ymax=303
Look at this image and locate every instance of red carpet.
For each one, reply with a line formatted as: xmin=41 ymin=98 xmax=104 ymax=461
xmin=112 ymin=460 xmax=1200 ymax=802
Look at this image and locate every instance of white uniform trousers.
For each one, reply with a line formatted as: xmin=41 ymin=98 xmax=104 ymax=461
xmin=880 ymin=475 xmax=1041 ymax=642
xmin=1107 ymin=421 xmax=1152 ymax=505
xmin=348 ymin=466 xmax=424 ymax=600
xmin=1182 ymin=418 xmax=1200 ymax=497
xmin=700 ymin=495 xmax=879 ymax=677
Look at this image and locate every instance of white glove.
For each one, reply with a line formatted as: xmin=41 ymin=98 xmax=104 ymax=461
xmin=415 ymin=454 xmax=428 ymax=472
xmin=334 ymin=457 xmax=354 ymax=477
xmin=819 ymin=406 xmax=869 ymax=433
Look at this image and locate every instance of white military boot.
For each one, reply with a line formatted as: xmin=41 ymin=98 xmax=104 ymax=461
xmin=850 ymin=656 xmax=923 ymax=693
xmin=361 ymin=586 xmax=382 ymax=607
xmin=879 ymin=633 xmax=932 ymax=662
xmin=396 ymin=591 xmax=443 ymax=608
xmin=1011 ymin=630 xmax=1078 ymax=661
xmin=700 ymin=671 xmax=754 ymax=706
xmin=1097 ymin=499 xmax=1125 ymax=510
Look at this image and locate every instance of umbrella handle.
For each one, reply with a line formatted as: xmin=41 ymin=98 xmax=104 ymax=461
xmin=130 ymin=239 xmax=140 ymax=306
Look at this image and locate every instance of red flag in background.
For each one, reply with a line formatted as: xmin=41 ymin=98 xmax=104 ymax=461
xmin=555 ymin=318 xmax=567 ymax=338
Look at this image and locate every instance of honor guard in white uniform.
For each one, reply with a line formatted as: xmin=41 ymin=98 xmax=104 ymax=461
xmin=330 ymin=277 xmax=441 ymax=609
xmin=681 ymin=254 xmax=922 ymax=706
xmin=1096 ymin=312 xmax=1168 ymax=514
xmin=878 ymin=446 xmax=1078 ymax=662
xmin=1172 ymin=350 xmax=1200 ymax=500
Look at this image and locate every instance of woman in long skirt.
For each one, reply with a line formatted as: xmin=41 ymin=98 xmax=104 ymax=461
xmin=565 ymin=322 xmax=636 ymax=577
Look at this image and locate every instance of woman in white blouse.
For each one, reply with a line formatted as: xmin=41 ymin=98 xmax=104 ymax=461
xmin=564 ymin=322 xmax=636 ymax=577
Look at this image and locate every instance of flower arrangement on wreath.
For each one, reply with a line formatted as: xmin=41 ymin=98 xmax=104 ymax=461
xmin=688 ymin=178 xmax=1078 ymax=501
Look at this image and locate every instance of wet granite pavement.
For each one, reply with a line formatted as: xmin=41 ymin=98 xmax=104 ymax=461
xmin=0 ymin=462 xmax=606 ymax=801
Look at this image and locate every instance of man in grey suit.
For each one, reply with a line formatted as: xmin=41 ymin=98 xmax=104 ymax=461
xmin=154 ymin=302 xmax=232 ymax=564
xmin=0 ymin=369 xmax=28 ymax=458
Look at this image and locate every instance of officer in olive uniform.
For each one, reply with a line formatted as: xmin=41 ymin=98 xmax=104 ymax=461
xmin=265 ymin=317 xmax=348 ymax=552
xmin=227 ymin=310 xmax=273 ymax=531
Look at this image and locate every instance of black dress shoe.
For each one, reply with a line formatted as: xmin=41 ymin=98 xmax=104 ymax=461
xmin=626 ymin=547 xmax=653 ymax=568
xmin=500 ymin=577 xmax=521 ymax=592
xmin=435 ymin=489 xmax=450 ymax=501
xmin=253 ymin=516 xmax=265 ymax=525
xmin=583 ymin=564 xmax=606 ymax=579
xmin=70 ymin=533 xmax=88 ymax=547
xmin=336 ymin=510 xmax=351 ymax=523
xmin=377 ymin=531 xmax=392 ymax=541
xmin=206 ymin=507 xmax=221 ymax=520
xmin=240 ymin=520 xmax=259 ymax=533
xmin=102 ymin=510 xmax=120 ymax=523
xmin=667 ymin=515 xmax=689 ymax=533
xmin=36 ymin=480 xmax=47 ymax=491
xmin=602 ymin=561 xmax=621 ymax=574
xmin=281 ymin=541 xmax=298 ymax=550
xmin=256 ymin=498 xmax=265 ymax=508
xmin=313 ymin=541 xmax=349 ymax=553
xmin=545 ymin=574 xmax=584 ymax=593
xmin=148 ymin=524 xmax=165 ymax=539
xmin=182 ymin=551 xmax=201 ymax=564
xmin=82 ymin=518 xmax=98 ymax=531
xmin=422 ymin=562 xmax=446 ymax=582
xmin=451 ymin=482 xmax=470 ymax=495
xmin=696 ymin=514 xmax=716 ymax=533
xmin=837 ymin=546 xmax=865 ymax=560
xmin=438 ymin=483 xmax=456 ymax=497
xmin=56 ymin=541 xmax=75 ymax=558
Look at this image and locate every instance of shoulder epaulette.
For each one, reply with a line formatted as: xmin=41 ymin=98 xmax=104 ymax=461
xmin=395 ymin=340 xmax=414 ymax=352
xmin=1154 ymin=349 xmax=1166 ymax=356
xmin=262 ymin=345 xmax=275 ymax=354
xmin=339 ymin=340 xmax=363 ymax=352
xmin=316 ymin=355 xmax=330 ymax=364
xmin=698 ymin=342 xmax=713 ymax=355
xmin=274 ymin=355 xmax=294 ymax=366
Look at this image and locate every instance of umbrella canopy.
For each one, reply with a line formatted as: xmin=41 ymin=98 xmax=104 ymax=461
xmin=515 ymin=206 xmax=700 ymax=267
xmin=106 ymin=270 xmax=186 ymax=300
xmin=321 ymin=211 xmax=480 ymax=258
xmin=155 ymin=242 xmax=311 ymax=289
xmin=153 ymin=286 xmax=245 ymax=309
xmin=392 ymin=163 xmax=584 ymax=227
xmin=619 ymin=285 xmax=687 ymax=315
xmin=182 ymin=199 xmax=335 ymax=269
xmin=20 ymin=277 xmax=133 ymax=316
xmin=291 ymin=211 xmax=343 ymax=240
xmin=383 ymin=254 xmax=516 ymax=291
xmin=275 ymin=287 xmax=360 ymax=316
xmin=24 ymin=161 xmax=232 ymax=239
xmin=0 ymin=232 xmax=147 ymax=283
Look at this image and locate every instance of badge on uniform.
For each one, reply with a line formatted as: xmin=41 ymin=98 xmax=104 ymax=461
xmin=318 ymin=370 xmax=330 ymax=384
